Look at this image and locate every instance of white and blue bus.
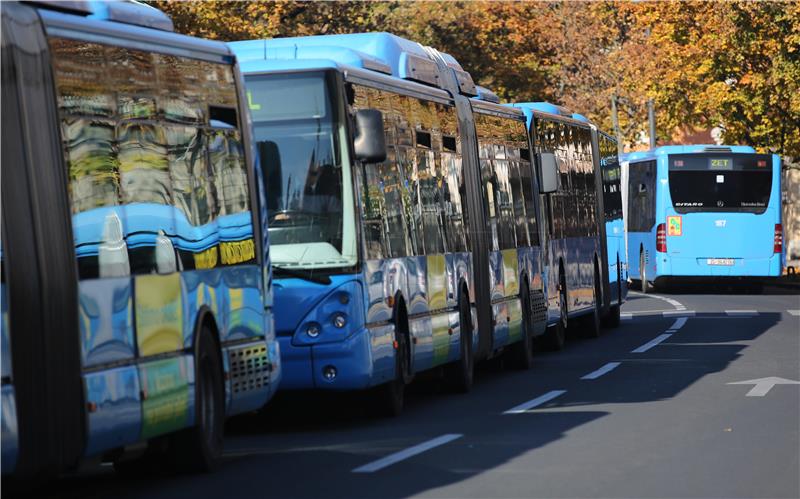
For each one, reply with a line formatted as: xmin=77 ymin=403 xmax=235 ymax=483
xmin=231 ymin=33 xmax=552 ymax=415
xmin=1 ymin=1 xmax=280 ymax=477
xmin=511 ymin=103 xmax=623 ymax=349
xmin=622 ymin=145 xmax=783 ymax=291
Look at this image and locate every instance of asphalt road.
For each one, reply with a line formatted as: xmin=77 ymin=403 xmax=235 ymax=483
xmin=15 ymin=286 xmax=800 ymax=499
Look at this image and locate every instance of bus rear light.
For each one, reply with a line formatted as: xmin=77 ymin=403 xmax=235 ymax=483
xmin=774 ymin=224 xmax=783 ymax=254
xmin=656 ymin=223 xmax=667 ymax=253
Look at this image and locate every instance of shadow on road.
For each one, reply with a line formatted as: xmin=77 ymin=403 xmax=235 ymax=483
xmin=8 ymin=311 xmax=786 ymax=499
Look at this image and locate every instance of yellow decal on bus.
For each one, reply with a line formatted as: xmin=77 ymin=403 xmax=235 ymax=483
xmin=220 ymin=239 xmax=255 ymax=265
xmin=193 ymin=246 xmax=219 ymax=269
xmin=667 ymin=216 xmax=683 ymax=236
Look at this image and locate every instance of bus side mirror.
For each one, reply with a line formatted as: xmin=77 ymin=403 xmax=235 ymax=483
xmin=354 ymin=109 xmax=386 ymax=163
xmin=538 ymin=152 xmax=558 ymax=194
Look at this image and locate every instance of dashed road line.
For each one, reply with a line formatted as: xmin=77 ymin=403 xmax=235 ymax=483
xmin=663 ymin=310 xmax=695 ymax=317
xmin=725 ymin=310 xmax=759 ymax=316
xmin=352 ymin=434 xmax=463 ymax=473
xmin=786 ymin=310 xmax=799 ymax=316
xmin=581 ymin=362 xmax=621 ymax=380
xmin=504 ymin=390 xmax=567 ymax=414
xmin=621 ymin=313 xmax=633 ymax=320
xmin=631 ymin=334 xmax=672 ymax=353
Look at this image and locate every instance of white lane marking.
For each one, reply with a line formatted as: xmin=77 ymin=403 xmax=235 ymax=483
xmin=663 ymin=310 xmax=695 ymax=317
xmin=621 ymin=313 xmax=633 ymax=320
xmin=629 ymin=292 xmax=686 ymax=310
xmin=581 ymin=362 xmax=622 ymax=380
xmin=352 ymin=434 xmax=463 ymax=473
xmin=631 ymin=333 xmax=672 ymax=353
xmin=725 ymin=310 xmax=759 ymax=316
xmin=789 ymin=310 xmax=800 ymax=316
xmin=670 ymin=317 xmax=688 ymax=330
xmin=504 ymin=390 xmax=567 ymax=414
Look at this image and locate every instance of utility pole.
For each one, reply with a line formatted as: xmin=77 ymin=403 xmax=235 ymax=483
xmin=611 ymin=95 xmax=623 ymax=156
xmin=647 ymin=99 xmax=656 ymax=149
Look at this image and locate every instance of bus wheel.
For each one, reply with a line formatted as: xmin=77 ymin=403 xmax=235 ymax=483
xmin=602 ymin=304 xmax=621 ymax=328
xmin=375 ymin=316 xmax=409 ymax=417
xmin=583 ymin=266 xmax=602 ymax=338
xmin=640 ymin=253 xmax=652 ymax=294
xmin=543 ymin=274 xmax=567 ymax=351
xmin=603 ymin=258 xmax=622 ymax=328
xmin=508 ymin=280 xmax=534 ymax=370
xmin=171 ymin=324 xmax=224 ymax=472
xmin=446 ymin=295 xmax=474 ymax=393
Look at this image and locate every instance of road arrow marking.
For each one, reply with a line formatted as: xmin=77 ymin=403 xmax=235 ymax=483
xmin=727 ymin=377 xmax=800 ymax=397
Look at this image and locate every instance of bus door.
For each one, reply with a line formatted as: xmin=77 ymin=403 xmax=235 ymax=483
xmin=1 ymin=2 xmax=86 ymax=476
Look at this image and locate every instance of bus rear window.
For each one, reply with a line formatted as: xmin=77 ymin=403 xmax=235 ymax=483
xmin=668 ymin=153 xmax=772 ymax=214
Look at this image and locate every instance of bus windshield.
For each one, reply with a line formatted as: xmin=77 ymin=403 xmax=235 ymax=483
xmin=668 ymin=153 xmax=772 ymax=214
xmin=246 ymin=72 xmax=357 ymax=270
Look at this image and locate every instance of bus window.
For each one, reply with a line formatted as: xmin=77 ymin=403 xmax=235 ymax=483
xmin=50 ymin=38 xmax=254 ymax=277
xmin=668 ymin=153 xmax=772 ymax=214
xmin=628 ymin=160 xmax=657 ymax=232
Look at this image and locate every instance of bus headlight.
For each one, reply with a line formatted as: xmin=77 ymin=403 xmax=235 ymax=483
xmin=306 ymin=322 xmax=321 ymax=338
xmin=332 ymin=313 xmax=347 ymax=329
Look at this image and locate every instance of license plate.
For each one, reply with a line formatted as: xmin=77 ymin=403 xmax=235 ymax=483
xmin=707 ymin=258 xmax=734 ymax=266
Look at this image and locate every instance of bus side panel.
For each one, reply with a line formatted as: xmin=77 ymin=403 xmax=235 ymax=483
xmin=79 ymin=278 xmax=135 ymax=368
xmin=83 ymin=366 xmax=141 ymax=456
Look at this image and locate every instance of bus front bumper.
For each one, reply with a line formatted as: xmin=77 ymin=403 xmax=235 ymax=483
xmin=277 ymin=326 xmax=393 ymax=391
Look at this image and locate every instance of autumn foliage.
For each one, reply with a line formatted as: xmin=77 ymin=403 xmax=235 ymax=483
xmin=149 ymin=1 xmax=800 ymax=162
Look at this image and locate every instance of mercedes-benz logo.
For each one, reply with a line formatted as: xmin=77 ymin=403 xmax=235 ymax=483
xmin=717 ymin=200 xmax=725 ymax=207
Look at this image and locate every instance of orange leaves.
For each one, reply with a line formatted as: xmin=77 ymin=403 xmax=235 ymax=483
xmin=149 ymin=0 xmax=799 ymax=160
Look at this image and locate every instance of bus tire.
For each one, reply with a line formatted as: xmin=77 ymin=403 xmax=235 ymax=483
xmin=446 ymin=295 xmax=474 ymax=393
xmin=543 ymin=272 xmax=567 ymax=351
xmin=170 ymin=323 xmax=225 ymax=472
xmin=508 ymin=280 xmax=534 ymax=370
xmin=602 ymin=304 xmax=621 ymax=328
xmin=582 ymin=264 xmax=602 ymax=338
xmin=375 ymin=304 xmax=410 ymax=417
xmin=603 ymin=257 xmax=622 ymax=328
xmin=640 ymin=252 xmax=652 ymax=294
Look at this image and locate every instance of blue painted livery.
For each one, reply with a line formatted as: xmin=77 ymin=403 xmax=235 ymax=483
xmin=622 ymin=145 xmax=783 ymax=288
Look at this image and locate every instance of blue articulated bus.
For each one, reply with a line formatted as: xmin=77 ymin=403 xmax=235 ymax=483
xmin=510 ymin=103 xmax=622 ymax=349
xmin=1 ymin=1 xmax=279 ymax=477
xmin=622 ymin=145 xmax=783 ymax=291
xmin=231 ymin=33 xmax=549 ymax=414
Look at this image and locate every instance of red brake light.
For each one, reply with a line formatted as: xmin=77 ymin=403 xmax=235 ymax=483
xmin=774 ymin=224 xmax=783 ymax=254
xmin=656 ymin=223 xmax=667 ymax=253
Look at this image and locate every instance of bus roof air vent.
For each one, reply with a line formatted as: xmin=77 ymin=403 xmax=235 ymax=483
xmin=475 ymin=86 xmax=501 ymax=104
xmin=399 ymin=51 xmax=440 ymax=86
xmin=32 ymin=0 xmax=175 ymax=31
xmin=702 ymin=146 xmax=733 ymax=153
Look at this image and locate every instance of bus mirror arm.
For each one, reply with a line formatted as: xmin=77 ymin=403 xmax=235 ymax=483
xmin=538 ymin=152 xmax=558 ymax=194
xmin=354 ymin=109 xmax=387 ymax=164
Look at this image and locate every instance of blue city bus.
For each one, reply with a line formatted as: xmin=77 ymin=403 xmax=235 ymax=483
xmin=621 ymin=145 xmax=783 ymax=291
xmin=598 ymin=131 xmax=628 ymax=325
xmin=231 ymin=33 xmax=549 ymax=415
xmin=510 ymin=103 xmax=622 ymax=348
xmin=1 ymin=1 xmax=280 ymax=476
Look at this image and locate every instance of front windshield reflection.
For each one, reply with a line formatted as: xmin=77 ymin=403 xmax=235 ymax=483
xmin=247 ymin=72 xmax=356 ymax=270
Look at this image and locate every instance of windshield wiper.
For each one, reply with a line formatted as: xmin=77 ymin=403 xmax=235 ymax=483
xmin=272 ymin=265 xmax=332 ymax=285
